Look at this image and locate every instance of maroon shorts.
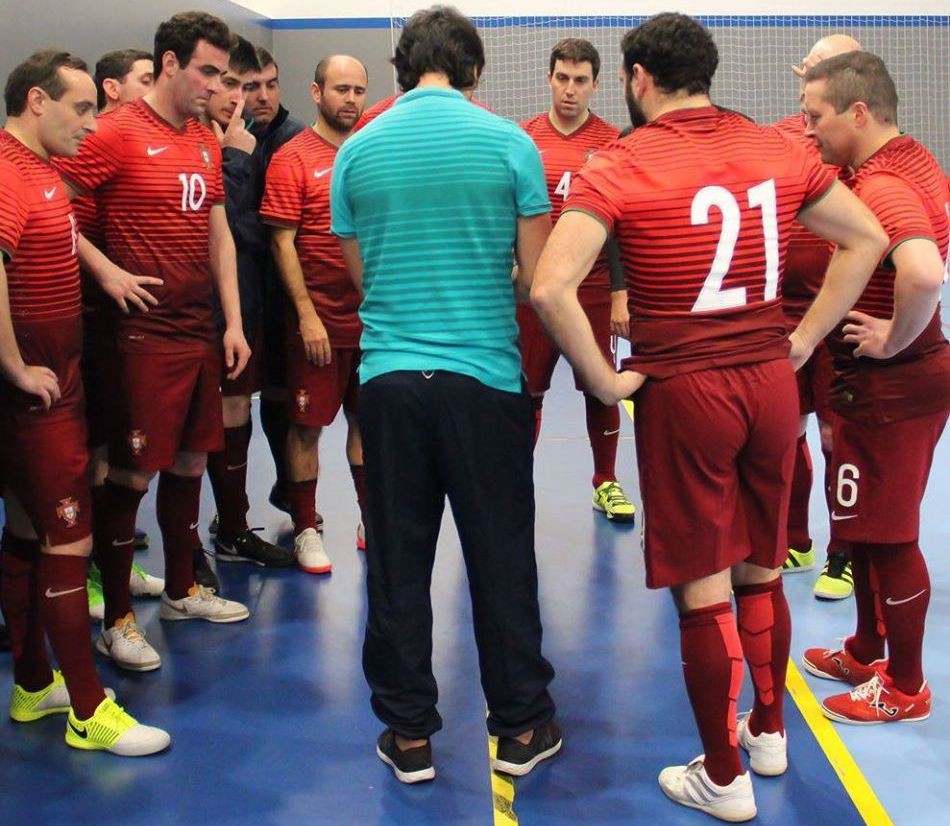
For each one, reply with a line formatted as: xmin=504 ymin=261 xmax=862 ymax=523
xmin=221 ymin=326 xmax=264 ymax=398
xmin=287 ymin=336 xmax=360 ymax=428
xmin=795 ymin=341 xmax=835 ymax=421
xmin=109 ymin=349 xmax=224 ymax=473
xmin=517 ymin=300 xmax=615 ymax=394
xmin=634 ymin=359 xmax=799 ymax=589
xmin=0 ymin=408 xmax=91 ymax=546
xmin=81 ymin=329 xmax=119 ymax=449
xmin=830 ymin=408 xmax=947 ymax=543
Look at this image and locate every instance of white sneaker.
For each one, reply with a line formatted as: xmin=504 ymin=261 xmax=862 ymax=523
xmin=159 ymin=584 xmax=249 ymax=623
xmin=658 ymin=756 xmax=756 ymax=822
xmin=736 ymin=712 xmax=787 ymax=776
xmin=295 ymin=527 xmax=331 ymax=574
xmin=129 ymin=563 xmax=164 ymax=597
xmin=96 ymin=614 xmax=161 ymax=672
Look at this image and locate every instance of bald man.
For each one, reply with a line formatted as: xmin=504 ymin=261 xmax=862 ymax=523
xmin=261 ymin=56 xmax=369 ymax=574
xmin=773 ymin=34 xmax=863 ymax=601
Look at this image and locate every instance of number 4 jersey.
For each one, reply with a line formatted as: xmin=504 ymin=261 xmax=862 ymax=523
xmin=565 ymin=106 xmax=836 ymax=378
xmin=54 ymin=98 xmax=224 ymax=354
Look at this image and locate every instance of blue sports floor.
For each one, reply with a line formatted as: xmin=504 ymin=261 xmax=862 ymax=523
xmin=0 ymin=357 xmax=947 ymax=824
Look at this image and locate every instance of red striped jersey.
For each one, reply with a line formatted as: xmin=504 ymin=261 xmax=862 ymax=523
xmin=771 ymin=113 xmax=840 ymax=325
xmin=520 ymin=112 xmax=619 ymax=299
xmin=260 ymin=129 xmax=361 ymax=347
xmin=72 ymin=182 xmax=115 ymax=338
xmin=354 ymin=93 xmax=491 ymax=133
xmin=566 ymin=106 xmax=836 ymax=378
xmin=829 ymin=135 xmax=949 ymax=423
xmin=0 ymin=129 xmax=83 ymax=411
xmin=53 ymin=98 xmax=224 ymax=354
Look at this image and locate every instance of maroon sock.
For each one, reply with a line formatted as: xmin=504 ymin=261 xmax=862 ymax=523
xmin=99 ymin=480 xmax=145 ymax=628
xmin=288 ymin=479 xmax=319 ymax=534
xmin=0 ymin=531 xmax=52 ymax=691
xmin=38 ymin=554 xmax=105 ymax=719
xmin=350 ymin=464 xmax=367 ymax=525
xmin=735 ymin=578 xmax=790 ymax=736
xmin=531 ymin=396 xmax=543 ymax=446
xmin=157 ymin=471 xmax=202 ymax=600
xmin=864 ymin=541 xmax=930 ymax=694
xmin=584 ymin=393 xmax=619 ymax=489
xmin=207 ymin=422 xmax=252 ymax=539
xmin=90 ymin=483 xmax=107 ymax=567
xmin=680 ymin=602 xmax=745 ymax=787
xmin=845 ymin=544 xmax=886 ymax=664
xmin=787 ymin=435 xmax=812 ymax=551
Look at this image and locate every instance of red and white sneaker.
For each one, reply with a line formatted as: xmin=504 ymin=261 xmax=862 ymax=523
xmin=356 ymin=523 xmax=366 ymax=552
xmin=802 ymin=640 xmax=886 ymax=686
xmin=822 ymin=671 xmax=931 ymax=725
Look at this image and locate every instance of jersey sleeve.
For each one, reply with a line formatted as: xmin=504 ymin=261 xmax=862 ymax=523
xmin=52 ymin=115 xmax=125 ymax=193
xmin=562 ymin=150 xmax=626 ymax=235
xmin=858 ymin=172 xmax=937 ymax=260
xmin=508 ymin=130 xmax=551 ymax=218
xmin=330 ymin=144 xmax=356 ymax=239
xmin=0 ymin=160 xmax=30 ymax=261
xmin=261 ymin=146 xmax=305 ymax=229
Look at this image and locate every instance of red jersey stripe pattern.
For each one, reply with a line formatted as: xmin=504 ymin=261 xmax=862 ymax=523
xmin=565 ymin=107 xmax=835 ymax=378
xmin=260 ymin=129 xmax=361 ymax=347
xmin=53 ymin=98 xmax=224 ymax=353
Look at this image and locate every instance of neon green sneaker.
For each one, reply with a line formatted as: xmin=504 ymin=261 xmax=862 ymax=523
xmin=87 ymin=564 xmax=104 ymax=622
xmin=65 ymin=696 xmax=170 ymax=756
xmin=10 ymin=670 xmax=70 ymax=722
xmin=781 ymin=544 xmax=816 ymax=574
xmin=592 ymin=481 xmax=637 ymax=524
xmin=813 ymin=551 xmax=854 ymax=600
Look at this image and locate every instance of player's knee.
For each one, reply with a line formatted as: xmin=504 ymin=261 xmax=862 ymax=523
xmin=170 ymin=452 xmax=206 ymax=477
xmin=43 ymin=534 xmax=93 ymax=557
xmin=818 ymin=419 xmax=834 ymax=453
xmin=289 ymin=423 xmax=321 ymax=451
xmin=222 ymin=394 xmax=251 ymax=427
xmin=109 ymin=466 xmax=153 ymax=491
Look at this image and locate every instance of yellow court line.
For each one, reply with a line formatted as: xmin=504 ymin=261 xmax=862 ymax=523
xmin=621 ymin=399 xmax=634 ymax=420
xmin=487 ymin=735 xmax=519 ymax=825
xmin=786 ymin=660 xmax=893 ymax=826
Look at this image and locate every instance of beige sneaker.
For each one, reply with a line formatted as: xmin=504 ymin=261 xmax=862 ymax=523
xmin=295 ymin=527 xmax=331 ymax=574
xmin=96 ymin=613 xmax=161 ymax=672
xmin=159 ymin=584 xmax=249 ymax=623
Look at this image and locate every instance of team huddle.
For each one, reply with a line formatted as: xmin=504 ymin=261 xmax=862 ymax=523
xmin=0 ymin=6 xmax=947 ymax=822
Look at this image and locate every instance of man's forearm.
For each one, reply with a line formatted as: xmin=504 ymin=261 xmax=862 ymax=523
xmin=210 ymin=227 xmax=243 ymax=330
xmin=0 ymin=264 xmax=25 ymax=380
xmin=886 ymin=268 xmax=942 ymax=355
xmin=78 ymin=234 xmax=118 ymax=289
xmin=271 ymin=235 xmax=314 ymax=316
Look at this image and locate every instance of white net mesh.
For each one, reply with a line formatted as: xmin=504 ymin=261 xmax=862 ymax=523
xmin=390 ymin=14 xmax=950 ymax=168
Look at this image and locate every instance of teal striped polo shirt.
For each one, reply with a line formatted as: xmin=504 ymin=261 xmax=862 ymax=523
xmin=330 ymin=86 xmax=551 ymax=393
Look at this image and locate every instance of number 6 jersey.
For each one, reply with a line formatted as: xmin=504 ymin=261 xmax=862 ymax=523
xmin=565 ymin=106 xmax=836 ymax=378
xmin=54 ymin=98 xmax=224 ymax=354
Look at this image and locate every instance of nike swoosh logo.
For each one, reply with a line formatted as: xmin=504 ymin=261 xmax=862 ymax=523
xmin=831 ymin=511 xmax=858 ymax=521
xmin=189 ymin=521 xmax=200 ymax=530
xmin=147 ymin=146 xmax=169 ymax=156
xmin=314 ymin=167 xmax=332 ymax=178
xmin=43 ymin=187 xmax=57 ymax=200
xmin=226 ymin=462 xmax=248 ymax=471
xmin=112 ymin=538 xmax=134 ymax=547
xmin=45 ymin=586 xmax=84 ymax=598
xmin=602 ymin=429 xmax=620 ymax=436
xmin=68 ymin=718 xmax=89 ymax=739
xmin=885 ymin=589 xmax=927 ymax=607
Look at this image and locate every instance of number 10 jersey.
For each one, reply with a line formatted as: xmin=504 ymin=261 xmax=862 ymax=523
xmin=55 ymin=98 xmax=225 ymax=354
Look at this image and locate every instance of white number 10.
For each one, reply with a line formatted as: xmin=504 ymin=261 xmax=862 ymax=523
xmin=178 ymin=172 xmax=207 ymax=212
xmin=691 ymin=179 xmax=779 ymax=312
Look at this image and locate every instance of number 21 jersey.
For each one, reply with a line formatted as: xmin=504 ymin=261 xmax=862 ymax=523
xmin=54 ymin=98 xmax=224 ymax=354
xmin=566 ymin=106 xmax=836 ymax=378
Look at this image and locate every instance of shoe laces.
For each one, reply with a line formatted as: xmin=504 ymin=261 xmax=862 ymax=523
xmin=849 ymin=673 xmax=886 ymax=704
xmin=117 ymin=620 xmax=149 ymax=647
xmin=601 ymin=482 xmax=627 ymax=505
xmin=191 ymin=583 xmax=223 ymax=603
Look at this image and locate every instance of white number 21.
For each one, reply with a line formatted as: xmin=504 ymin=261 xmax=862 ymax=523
xmin=691 ymin=179 xmax=779 ymax=312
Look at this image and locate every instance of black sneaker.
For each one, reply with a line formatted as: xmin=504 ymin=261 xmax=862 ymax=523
xmin=215 ymin=529 xmax=295 ymax=568
xmin=193 ymin=545 xmax=220 ymax=592
xmin=376 ymin=729 xmax=435 ymax=784
xmin=133 ymin=528 xmax=149 ymax=551
xmin=492 ymin=720 xmax=562 ymax=777
xmin=268 ymin=483 xmax=323 ymax=527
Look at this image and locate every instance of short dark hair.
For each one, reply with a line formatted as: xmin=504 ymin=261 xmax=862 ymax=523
xmin=5 ymin=49 xmax=89 ymax=116
xmin=94 ymin=49 xmax=152 ymax=109
xmin=153 ymin=11 xmax=232 ymax=71
xmin=229 ymin=37 xmax=261 ymax=76
xmin=392 ymin=6 xmax=485 ymax=92
xmin=549 ymin=38 xmax=601 ymax=80
xmin=255 ymin=46 xmax=276 ymax=72
xmin=804 ymin=51 xmax=898 ymax=124
xmin=621 ymin=13 xmax=718 ymax=96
